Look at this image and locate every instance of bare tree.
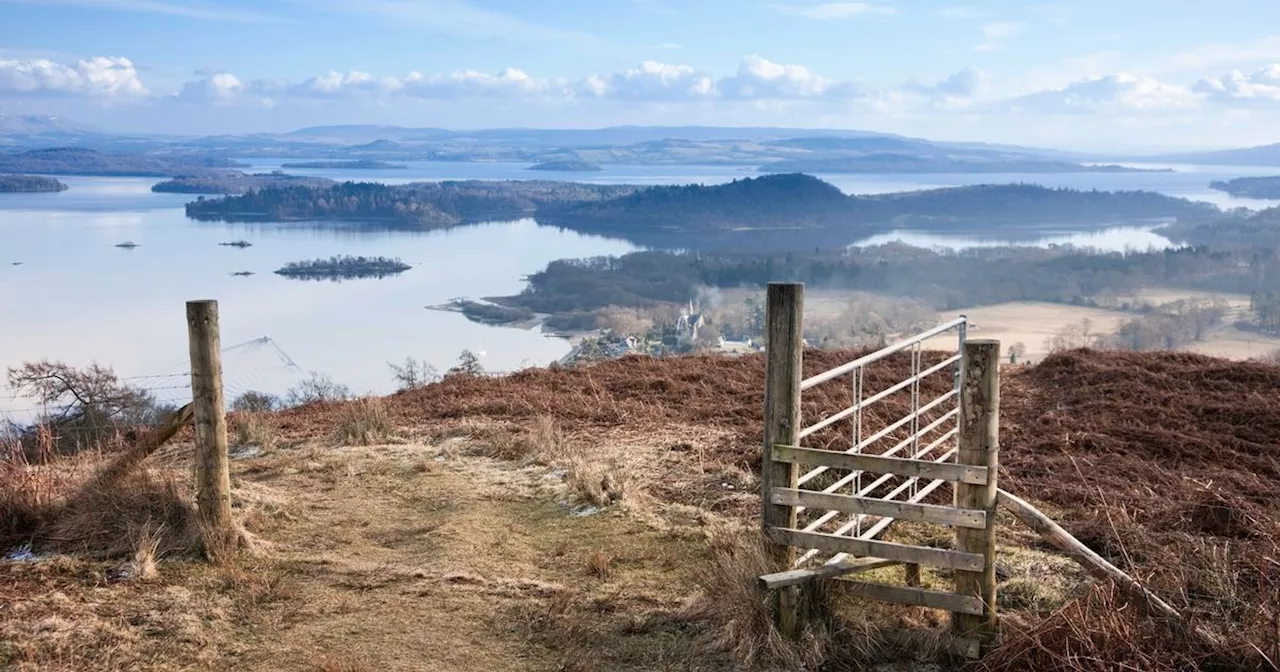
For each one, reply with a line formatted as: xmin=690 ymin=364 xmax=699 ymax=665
xmin=388 ymin=357 xmax=440 ymax=391
xmin=6 ymin=360 xmax=165 ymax=452
xmin=230 ymin=390 xmax=280 ymax=413
xmin=285 ymin=373 xmax=351 ymax=406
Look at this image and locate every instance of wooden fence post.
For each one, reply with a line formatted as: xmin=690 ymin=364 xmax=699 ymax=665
xmin=954 ymin=339 xmax=1000 ymax=643
xmin=763 ymin=282 xmax=804 ymax=636
xmin=187 ymin=300 xmax=232 ymax=538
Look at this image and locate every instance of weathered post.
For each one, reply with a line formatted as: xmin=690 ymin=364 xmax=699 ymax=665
xmin=763 ymin=282 xmax=804 ymax=636
xmin=953 ymin=339 xmax=1000 ymax=644
xmin=187 ymin=300 xmax=233 ymax=540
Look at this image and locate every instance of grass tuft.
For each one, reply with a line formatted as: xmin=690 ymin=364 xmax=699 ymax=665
xmin=333 ymin=397 xmax=395 ymax=446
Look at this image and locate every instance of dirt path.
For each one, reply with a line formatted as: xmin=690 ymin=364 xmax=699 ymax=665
xmin=219 ymin=440 xmax=721 ymax=672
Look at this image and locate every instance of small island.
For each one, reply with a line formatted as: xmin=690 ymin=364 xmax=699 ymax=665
xmin=115 ymin=241 xmax=139 ymax=249
xmin=280 ymin=160 xmax=408 ymax=169
xmin=152 ymin=171 xmax=335 ymax=195
xmin=1209 ymin=176 xmax=1280 ymax=199
xmin=231 ymin=271 xmax=254 ymax=277
xmin=274 ymin=255 xmax=411 ymax=281
xmin=528 ymin=160 xmax=603 ymax=172
xmin=0 ymin=175 xmax=69 ymax=193
xmin=219 ymin=240 xmax=253 ymax=248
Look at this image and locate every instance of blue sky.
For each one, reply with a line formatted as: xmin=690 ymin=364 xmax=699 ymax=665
xmin=3 ymin=0 xmax=1280 ymax=149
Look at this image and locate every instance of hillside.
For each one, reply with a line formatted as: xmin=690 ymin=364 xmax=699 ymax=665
xmin=2 ymin=349 xmax=1277 ymax=671
xmin=1148 ymin=142 xmax=1280 ymax=166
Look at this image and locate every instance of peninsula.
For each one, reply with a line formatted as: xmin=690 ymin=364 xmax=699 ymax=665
xmin=1209 ymin=176 xmax=1280 ymax=199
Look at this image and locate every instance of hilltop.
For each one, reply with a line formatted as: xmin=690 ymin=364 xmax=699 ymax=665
xmin=2 ymin=349 xmax=1276 ymax=671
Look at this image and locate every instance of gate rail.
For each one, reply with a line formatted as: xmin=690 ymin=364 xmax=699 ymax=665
xmin=759 ymin=282 xmax=1000 ymax=654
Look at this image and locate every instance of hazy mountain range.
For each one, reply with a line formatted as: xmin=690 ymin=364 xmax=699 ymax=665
xmin=2 ymin=113 xmax=1279 ymax=171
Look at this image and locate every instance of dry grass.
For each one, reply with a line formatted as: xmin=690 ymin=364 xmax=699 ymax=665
xmin=587 ymin=549 xmax=614 ymax=579
xmin=231 ymin=412 xmax=278 ymax=453
xmin=333 ymin=397 xmax=395 ymax=446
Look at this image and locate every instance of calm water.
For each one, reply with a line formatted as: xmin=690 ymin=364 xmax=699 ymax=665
xmin=2 ymin=161 xmax=1279 ymax=416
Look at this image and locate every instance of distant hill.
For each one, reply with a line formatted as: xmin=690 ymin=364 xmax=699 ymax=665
xmin=0 ymin=148 xmax=246 ymax=177
xmin=0 ymin=114 xmax=99 ymax=135
xmin=528 ymin=160 xmax=602 ymax=172
xmin=1209 ymin=176 xmax=1280 ymax=199
xmin=1143 ymin=142 xmax=1280 ymax=166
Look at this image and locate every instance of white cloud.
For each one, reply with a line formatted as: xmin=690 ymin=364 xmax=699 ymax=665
xmin=401 ymin=68 xmax=556 ymax=98
xmin=720 ymin=56 xmax=861 ymax=99
xmin=1194 ymin=64 xmax=1280 ymax=103
xmin=0 ymin=56 xmax=148 ymax=97
xmin=904 ymin=67 xmax=986 ymax=99
xmin=1009 ymin=73 xmax=1196 ymax=114
xmin=582 ymin=61 xmax=714 ymax=101
xmin=768 ymin=2 xmax=895 ymax=19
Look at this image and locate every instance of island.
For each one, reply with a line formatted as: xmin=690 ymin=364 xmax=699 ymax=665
xmin=115 ymin=241 xmax=139 ymax=249
xmin=274 ymin=255 xmax=411 ymax=281
xmin=219 ymin=240 xmax=253 ymax=248
xmin=185 ymin=174 xmax=1220 ymax=251
xmin=0 ymin=175 xmax=68 ymax=193
xmin=536 ymin=174 xmax=1218 ymax=251
xmin=280 ymin=160 xmax=408 ymax=169
xmin=528 ymin=160 xmax=602 ymax=172
xmin=185 ymin=180 xmax=641 ymax=228
xmin=0 ymin=147 xmax=244 ymax=177
xmin=152 ymin=171 xmax=335 ymax=195
xmin=1209 ymin=176 xmax=1280 ymax=199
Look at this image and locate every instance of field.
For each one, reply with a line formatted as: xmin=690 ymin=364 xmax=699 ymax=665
xmin=3 ymin=349 xmax=1279 ymax=671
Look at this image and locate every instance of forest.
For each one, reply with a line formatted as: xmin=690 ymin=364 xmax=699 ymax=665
xmin=481 ymin=245 xmax=1280 ymax=333
xmin=185 ymin=180 xmax=641 ymax=227
xmin=1209 ymin=176 xmax=1280 ymax=198
xmin=0 ymin=175 xmax=67 ymax=192
xmin=1157 ymin=205 xmax=1280 ymax=247
xmin=152 ymin=171 xmax=335 ymax=194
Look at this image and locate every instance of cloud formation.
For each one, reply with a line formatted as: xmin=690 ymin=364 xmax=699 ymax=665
xmin=1195 ymin=64 xmax=1280 ymax=102
xmin=0 ymin=56 xmax=147 ymax=97
xmin=1009 ymin=73 xmax=1196 ymax=114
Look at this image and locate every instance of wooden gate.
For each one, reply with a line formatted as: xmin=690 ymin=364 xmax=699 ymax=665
xmin=758 ymin=282 xmax=1000 ymax=654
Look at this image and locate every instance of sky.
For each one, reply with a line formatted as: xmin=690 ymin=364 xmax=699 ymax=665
xmin=3 ymin=0 xmax=1280 ymax=150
